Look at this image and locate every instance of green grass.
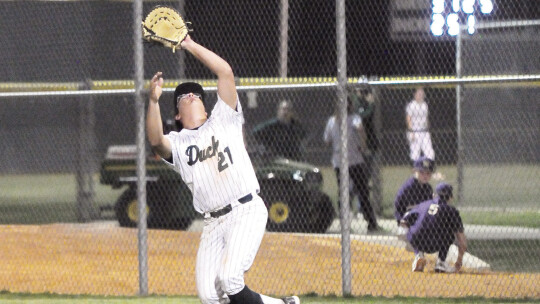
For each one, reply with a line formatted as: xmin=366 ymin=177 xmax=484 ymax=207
xmin=2 ymin=165 xmax=538 ymax=228
xmin=0 ymin=173 xmax=123 ymax=223
xmin=0 ymin=293 xmax=537 ymax=304
xmin=460 ymin=211 xmax=540 ymax=229
xmin=321 ymin=165 xmax=540 ymax=228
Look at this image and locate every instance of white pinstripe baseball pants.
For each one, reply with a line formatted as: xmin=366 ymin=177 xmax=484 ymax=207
xmin=196 ymin=195 xmax=268 ymax=304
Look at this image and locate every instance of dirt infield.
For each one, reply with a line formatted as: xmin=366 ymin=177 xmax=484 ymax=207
xmin=0 ymin=224 xmax=538 ymax=299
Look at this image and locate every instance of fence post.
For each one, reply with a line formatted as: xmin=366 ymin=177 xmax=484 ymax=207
xmin=336 ymin=0 xmax=351 ymax=296
xmin=456 ymin=25 xmax=464 ymax=205
xmin=76 ymin=80 xmax=97 ymax=222
xmin=133 ymin=0 xmax=148 ymax=296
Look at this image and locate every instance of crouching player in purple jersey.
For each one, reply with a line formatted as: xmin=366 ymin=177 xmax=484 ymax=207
xmin=146 ymin=35 xmax=300 ymax=304
xmin=400 ymin=183 xmax=467 ymax=273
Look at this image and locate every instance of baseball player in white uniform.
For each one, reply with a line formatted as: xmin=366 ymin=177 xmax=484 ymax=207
xmin=146 ymin=35 xmax=299 ymax=304
xmin=406 ymin=87 xmax=435 ymax=162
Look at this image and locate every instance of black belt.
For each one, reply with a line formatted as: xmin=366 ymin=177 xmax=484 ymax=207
xmin=209 ymin=193 xmax=253 ymax=218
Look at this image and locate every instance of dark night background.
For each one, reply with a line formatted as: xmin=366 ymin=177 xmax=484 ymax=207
xmin=1 ymin=0 xmax=537 ymax=81
xmin=0 ymin=0 xmax=538 ymax=173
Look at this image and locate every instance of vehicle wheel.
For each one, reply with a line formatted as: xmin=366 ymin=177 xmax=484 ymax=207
xmin=288 ymin=192 xmax=335 ymax=233
xmin=160 ymin=181 xmax=196 ymax=230
xmin=266 ymin=200 xmax=292 ymax=231
xmin=167 ymin=217 xmax=193 ymax=230
xmin=308 ymin=193 xmax=335 ymax=233
xmin=115 ymin=188 xmax=148 ymax=228
xmin=260 ymin=182 xmax=303 ymax=232
xmin=115 ymin=184 xmax=192 ymax=230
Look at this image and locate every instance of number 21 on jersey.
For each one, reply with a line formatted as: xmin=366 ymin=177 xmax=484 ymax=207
xmin=218 ymin=147 xmax=233 ymax=172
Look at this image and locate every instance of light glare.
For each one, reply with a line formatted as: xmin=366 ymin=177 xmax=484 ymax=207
xmin=431 ymin=13 xmax=445 ymax=36
xmin=447 ymin=13 xmax=460 ymax=36
xmin=452 ymin=0 xmax=460 ymax=12
xmin=480 ymin=0 xmax=494 ymax=14
xmin=467 ymin=15 xmax=476 ymax=34
xmin=432 ymin=0 xmax=445 ymax=14
xmin=462 ymin=0 xmax=475 ymax=14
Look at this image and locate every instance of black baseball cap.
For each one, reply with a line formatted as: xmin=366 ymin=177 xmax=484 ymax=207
xmin=173 ymin=82 xmax=206 ymax=112
xmin=436 ymin=182 xmax=453 ymax=198
xmin=413 ymin=156 xmax=435 ymax=173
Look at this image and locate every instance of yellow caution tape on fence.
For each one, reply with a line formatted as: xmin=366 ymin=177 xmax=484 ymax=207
xmin=0 ymin=75 xmax=538 ymax=92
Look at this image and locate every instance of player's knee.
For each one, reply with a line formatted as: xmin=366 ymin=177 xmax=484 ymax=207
xmin=197 ymin=291 xmax=215 ymax=304
xmin=197 ymin=281 xmax=223 ymax=304
xmin=217 ymin=273 xmax=244 ymax=296
xmin=197 ymin=287 xmax=217 ymax=304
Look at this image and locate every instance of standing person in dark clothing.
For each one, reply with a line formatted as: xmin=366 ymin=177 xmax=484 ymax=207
xmin=353 ymin=87 xmax=382 ymax=215
xmin=354 ymin=87 xmax=379 ymax=157
xmin=400 ymin=183 xmax=467 ymax=273
xmin=324 ymin=98 xmax=380 ymax=232
xmin=252 ymin=100 xmax=306 ymax=161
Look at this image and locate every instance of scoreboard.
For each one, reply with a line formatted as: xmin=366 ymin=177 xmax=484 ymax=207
xmin=389 ymin=0 xmax=496 ymax=40
xmin=431 ymin=0 xmax=495 ymax=36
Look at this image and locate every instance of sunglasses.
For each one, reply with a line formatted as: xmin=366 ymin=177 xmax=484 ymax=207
xmin=177 ymin=93 xmax=202 ymax=107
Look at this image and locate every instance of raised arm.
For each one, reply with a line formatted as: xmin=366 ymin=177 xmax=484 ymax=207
xmin=181 ymin=35 xmax=237 ymax=110
xmin=146 ymin=72 xmax=172 ymax=159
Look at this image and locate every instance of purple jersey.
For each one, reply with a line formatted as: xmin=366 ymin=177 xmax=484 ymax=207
xmin=394 ymin=177 xmax=433 ymax=224
xmin=403 ymin=197 xmax=464 ymax=251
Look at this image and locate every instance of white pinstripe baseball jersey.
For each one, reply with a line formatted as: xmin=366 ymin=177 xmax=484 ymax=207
xmin=165 ymin=95 xmax=260 ymax=214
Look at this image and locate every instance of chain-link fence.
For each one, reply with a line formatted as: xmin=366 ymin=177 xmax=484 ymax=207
xmin=1 ymin=0 xmax=539 ymax=299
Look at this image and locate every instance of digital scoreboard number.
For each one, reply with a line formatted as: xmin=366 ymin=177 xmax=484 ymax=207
xmin=431 ymin=0 xmax=494 ymax=36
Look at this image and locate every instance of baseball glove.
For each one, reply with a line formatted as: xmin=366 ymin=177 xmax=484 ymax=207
xmin=142 ymin=6 xmax=191 ymax=53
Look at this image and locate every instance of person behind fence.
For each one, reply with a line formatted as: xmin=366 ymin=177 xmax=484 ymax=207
xmin=394 ymin=156 xmax=435 ymax=239
xmin=353 ymin=87 xmax=381 ymax=214
xmin=323 ymin=98 xmax=380 ymax=232
xmin=251 ymin=99 xmax=306 ymax=161
xmin=406 ymin=87 xmax=435 ymax=163
xmin=400 ymin=182 xmax=467 ymax=273
xmin=353 ymin=87 xmax=379 ymax=168
xmin=146 ymin=34 xmax=300 ymax=304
